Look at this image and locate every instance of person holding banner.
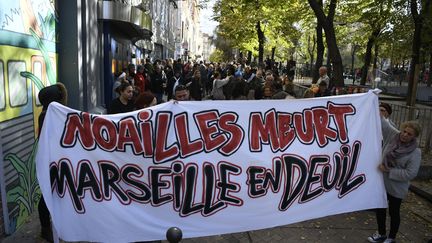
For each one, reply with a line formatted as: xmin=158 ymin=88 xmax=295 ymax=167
xmin=368 ymin=118 xmax=422 ymax=243
xmin=379 ymin=102 xmax=396 ymax=128
xmin=174 ymin=84 xmax=190 ymax=101
xmin=37 ymin=82 xmax=68 ymax=242
xmin=108 ymin=82 xmax=135 ymax=114
xmin=134 ymin=91 xmax=157 ymax=110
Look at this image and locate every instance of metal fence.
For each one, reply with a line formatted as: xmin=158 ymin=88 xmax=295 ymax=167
xmin=292 ymin=84 xmax=432 ymax=152
xmin=293 ymin=83 xmax=309 ymax=98
xmin=388 ymin=103 xmax=432 ymax=152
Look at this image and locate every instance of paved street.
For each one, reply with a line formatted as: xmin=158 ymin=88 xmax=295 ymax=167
xmin=2 ymin=191 xmax=431 ymax=243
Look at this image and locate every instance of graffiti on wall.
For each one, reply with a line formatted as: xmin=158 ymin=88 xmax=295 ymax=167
xmin=0 ymin=0 xmax=57 ymax=234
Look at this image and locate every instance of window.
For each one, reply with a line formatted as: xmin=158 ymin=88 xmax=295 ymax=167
xmin=112 ymin=59 xmax=117 ymax=74
xmin=33 ymin=61 xmax=43 ymax=105
xmin=8 ymin=61 xmax=28 ymax=107
xmin=0 ymin=61 xmax=5 ymax=110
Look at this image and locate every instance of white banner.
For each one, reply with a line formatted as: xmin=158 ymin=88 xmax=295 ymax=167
xmin=36 ymin=91 xmax=387 ymax=242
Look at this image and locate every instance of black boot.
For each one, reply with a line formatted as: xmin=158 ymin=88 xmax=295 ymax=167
xmin=41 ymin=226 xmax=53 ymax=243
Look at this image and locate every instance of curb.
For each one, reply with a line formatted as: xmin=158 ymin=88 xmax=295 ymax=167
xmin=409 ymin=184 xmax=432 ymax=203
xmin=379 ymin=96 xmax=405 ymax=101
xmin=415 ymin=165 xmax=432 ymax=180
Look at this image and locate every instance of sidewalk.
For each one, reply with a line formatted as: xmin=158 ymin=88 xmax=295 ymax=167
xmin=2 ymin=191 xmax=431 ymax=243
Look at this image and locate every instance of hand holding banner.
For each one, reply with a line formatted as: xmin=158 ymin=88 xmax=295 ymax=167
xmin=36 ymin=91 xmax=386 ymax=242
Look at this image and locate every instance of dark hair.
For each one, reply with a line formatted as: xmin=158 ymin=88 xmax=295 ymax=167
xmin=128 ymin=64 xmax=136 ymax=70
xmin=213 ymin=71 xmax=221 ymax=78
xmin=379 ymin=102 xmax=392 ymax=115
xmin=273 ymin=82 xmax=283 ymax=91
xmin=38 ymin=83 xmax=68 ymax=110
xmin=227 ymin=65 xmax=236 ymax=76
xmin=137 ymin=65 xmax=144 ymax=72
xmin=134 ymin=92 xmax=155 ymax=109
xmin=118 ymin=82 xmax=132 ymax=93
xmin=175 ymin=84 xmax=187 ymax=92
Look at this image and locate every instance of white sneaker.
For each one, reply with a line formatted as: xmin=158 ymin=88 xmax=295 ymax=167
xmin=383 ymin=238 xmax=396 ymax=243
xmin=367 ymin=233 xmax=387 ymax=242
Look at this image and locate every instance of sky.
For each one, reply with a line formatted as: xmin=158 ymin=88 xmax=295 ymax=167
xmin=199 ymin=0 xmax=218 ymax=36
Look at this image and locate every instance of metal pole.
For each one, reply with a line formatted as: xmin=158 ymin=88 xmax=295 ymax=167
xmin=351 ymin=45 xmax=356 ymax=85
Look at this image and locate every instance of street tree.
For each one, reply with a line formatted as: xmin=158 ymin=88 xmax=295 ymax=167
xmin=214 ymin=0 xmax=302 ymax=65
xmin=347 ymin=0 xmax=393 ymax=85
xmin=308 ymin=0 xmax=344 ymax=87
xmin=406 ymin=0 xmax=431 ymax=106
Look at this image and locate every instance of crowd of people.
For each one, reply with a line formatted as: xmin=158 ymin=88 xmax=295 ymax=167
xmin=34 ymin=57 xmax=425 ymax=243
xmin=106 ymin=58 xmax=424 ymax=243
xmin=107 ymin=58 xmax=377 ymax=115
xmin=108 ymin=58 xmax=303 ymax=114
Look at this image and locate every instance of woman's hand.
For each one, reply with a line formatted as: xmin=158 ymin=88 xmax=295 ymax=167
xmin=378 ymin=163 xmax=390 ymax=173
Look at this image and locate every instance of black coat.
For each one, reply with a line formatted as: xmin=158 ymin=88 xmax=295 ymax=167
xmin=189 ymin=78 xmax=203 ymax=101
xmin=108 ymin=98 xmax=134 ymax=114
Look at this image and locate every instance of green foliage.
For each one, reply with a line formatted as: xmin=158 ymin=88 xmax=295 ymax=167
xmin=209 ymin=49 xmax=225 ymax=62
xmin=20 ymin=26 xmax=58 ymax=92
xmin=38 ymin=12 xmax=57 ymax=41
xmin=213 ymin=0 xmax=421 ymax=73
xmin=20 ymin=72 xmax=45 ymax=91
xmin=29 ymin=28 xmax=56 ymax=85
xmin=213 ymin=0 xmax=303 ymax=61
xmin=6 ymin=143 xmax=41 ymax=228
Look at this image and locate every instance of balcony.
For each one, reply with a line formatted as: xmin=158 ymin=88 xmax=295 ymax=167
xmin=98 ymin=0 xmax=153 ymax=42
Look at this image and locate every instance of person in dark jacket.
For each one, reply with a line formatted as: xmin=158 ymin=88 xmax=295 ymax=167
xmin=108 ymin=82 xmax=134 ymax=114
xmin=37 ymin=82 xmax=68 ymax=243
xmin=150 ymin=65 xmax=166 ymax=104
xmin=167 ymin=70 xmax=184 ymax=101
xmin=222 ymin=64 xmax=237 ymax=100
xmin=314 ymin=80 xmax=331 ymax=97
xmin=188 ymin=70 xmax=203 ymax=100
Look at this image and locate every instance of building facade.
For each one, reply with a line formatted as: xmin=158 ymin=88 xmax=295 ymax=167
xmin=202 ymin=33 xmax=214 ymax=62
xmin=0 ymin=0 xmax=207 ymax=237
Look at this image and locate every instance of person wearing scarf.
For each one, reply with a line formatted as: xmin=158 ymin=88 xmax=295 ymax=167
xmin=368 ymin=117 xmax=422 ymax=243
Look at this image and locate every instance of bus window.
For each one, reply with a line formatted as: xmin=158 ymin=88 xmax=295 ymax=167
xmin=8 ymin=61 xmax=28 ymax=107
xmin=0 ymin=61 xmax=5 ymax=110
xmin=33 ymin=61 xmax=43 ymax=106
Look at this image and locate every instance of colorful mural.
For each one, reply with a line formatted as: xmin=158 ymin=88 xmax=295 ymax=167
xmin=0 ymin=0 xmax=57 ymax=235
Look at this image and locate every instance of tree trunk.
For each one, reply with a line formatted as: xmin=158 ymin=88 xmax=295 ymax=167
xmin=256 ymin=21 xmax=265 ymax=66
xmin=247 ymin=51 xmax=252 ymax=65
xmin=308 ymin=0 xmax=344 ymax=87
xmin=373 ymin=44 xmax=379 ymax=69
xmin=307 ymin=35 xmax=316 ymax=78
xmin=406 ymin=0 xmax=429 ymax=106
xmin=310 ymin=38 xmax=315 ymax=76
xmin=428 ymin=51 xmax=432 ymax=87
xmin=325 ymin=30 xmax=344 ymax=86
xmin=351 ymin=45 xmax=357 ymax=84
xmin=361 ymin=29 xmax=380 ymax=85
xmin=271 ymin=47 xmax=276 ymax=61
xmin=312 ymin=0 xmax=324 ymax=84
